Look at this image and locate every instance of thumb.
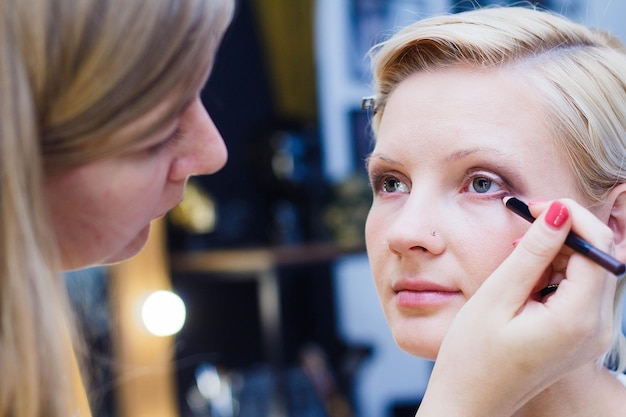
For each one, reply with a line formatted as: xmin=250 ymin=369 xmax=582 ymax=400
xmin=477 ymin=200 xmax=570 ymax=313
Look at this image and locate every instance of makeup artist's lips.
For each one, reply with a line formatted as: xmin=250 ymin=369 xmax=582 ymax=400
xmin=392 ymin=279 xmax=461 ymax=308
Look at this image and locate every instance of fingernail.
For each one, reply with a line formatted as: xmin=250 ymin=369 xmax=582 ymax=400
xmin=544 ymin=201 xmax=569 ymax=228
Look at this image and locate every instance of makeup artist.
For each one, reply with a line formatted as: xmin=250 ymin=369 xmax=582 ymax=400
xmin=364 ymin=5 xmax=626 ymax=417
xmin=0 ymin=0 xmax=233 ymax=416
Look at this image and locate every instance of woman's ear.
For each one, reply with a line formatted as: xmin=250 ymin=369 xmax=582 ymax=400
xmin=607 ymin=183 xmax=626 ymax=260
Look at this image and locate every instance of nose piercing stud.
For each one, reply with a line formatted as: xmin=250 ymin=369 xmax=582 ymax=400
xmin=431 ymin=230 xmax=437 ymax=237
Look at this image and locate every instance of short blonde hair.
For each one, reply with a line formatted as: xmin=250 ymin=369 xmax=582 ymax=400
xmin=368 ymin=6 xmax=626 ymax=373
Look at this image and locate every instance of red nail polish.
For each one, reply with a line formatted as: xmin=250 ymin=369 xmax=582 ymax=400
xmin=544 ymin=201 xmax=569 ymax=228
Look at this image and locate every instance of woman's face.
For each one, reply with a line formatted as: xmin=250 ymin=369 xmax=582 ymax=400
xmin=45 ymin=95 xmax=227 ymax=270
xmin=365 ymin=67 xmax=595 ymax=359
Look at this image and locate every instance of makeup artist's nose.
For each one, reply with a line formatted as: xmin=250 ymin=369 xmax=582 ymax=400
xmin=169 ymin=98 xmax=227 ymax=182
xmin=386 ymin=195 xmax=446 ymax=256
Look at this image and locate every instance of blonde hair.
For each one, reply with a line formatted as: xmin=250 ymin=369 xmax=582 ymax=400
xmin=0 ymin=0 xmax=234 ymax=416
xmin=368 ymin=6 xmax=626 ymax=373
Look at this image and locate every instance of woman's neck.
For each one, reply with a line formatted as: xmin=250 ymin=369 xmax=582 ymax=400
xmin=512 ymin=363 xmax=626 ymax=417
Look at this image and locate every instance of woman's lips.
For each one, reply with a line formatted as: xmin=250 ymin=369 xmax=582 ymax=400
xmin=392 ymin=279 xmax=461 ymax=308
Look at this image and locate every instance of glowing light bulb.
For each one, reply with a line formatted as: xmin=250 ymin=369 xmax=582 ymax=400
xmin=140 ymin=290 xmax=186 ymax=336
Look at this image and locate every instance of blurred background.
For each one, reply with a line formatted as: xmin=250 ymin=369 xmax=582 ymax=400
xmin=66 ymin=1 xmax=626 ymax=417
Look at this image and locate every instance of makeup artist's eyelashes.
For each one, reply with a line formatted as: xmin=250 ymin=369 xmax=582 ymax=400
xmin=145 ymin=97 xmax=198 ymax=155
xmin=148 ymin=125 xmax=184 ymax=154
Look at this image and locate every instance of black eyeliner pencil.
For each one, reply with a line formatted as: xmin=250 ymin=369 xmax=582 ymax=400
xmin=503 ymin=196 xmax=626 ymax=277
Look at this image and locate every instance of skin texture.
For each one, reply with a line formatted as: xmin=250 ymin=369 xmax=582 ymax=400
xmin=44 ymin=95 xmax=226 ymax=270
xmin=365 ymin=66 xmax=598 ymax=359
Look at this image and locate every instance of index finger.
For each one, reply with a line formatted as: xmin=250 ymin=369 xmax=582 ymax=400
xmin=476 ymin=200 xmax=573 ymax=315
xmin=530 ymin=199 xmax=619 ymax=320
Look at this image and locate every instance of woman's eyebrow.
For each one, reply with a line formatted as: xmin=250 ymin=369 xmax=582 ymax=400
xmin=367 ymin=147 xmax=518 ymax=167
xmin=365 ymin=153 xmax=405 ymax=171
xmin=443 ymin=146 xmax=519 ymax=165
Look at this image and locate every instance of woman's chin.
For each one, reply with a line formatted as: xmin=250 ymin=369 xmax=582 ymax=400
xmin=393 ymin=333 xmax=441 ymax=361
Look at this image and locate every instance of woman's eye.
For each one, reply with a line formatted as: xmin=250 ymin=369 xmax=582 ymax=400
xmin=382 ymin=177 xmax=409 ymax=193
xmin=472 ymin=177 xmax=493 ymax=193
xmin=467 ymin=174 xmax=503 ymax=194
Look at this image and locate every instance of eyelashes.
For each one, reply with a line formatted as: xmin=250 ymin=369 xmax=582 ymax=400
xmin=368 ymin=169 xmax=513 ymax=197
xmin=461 ymin=170 xmax=509 ymax=195
xmin=149 ymin=126 xmax=183 ymax=154
xmin=368 ymin=169 xmax=409 ymax=194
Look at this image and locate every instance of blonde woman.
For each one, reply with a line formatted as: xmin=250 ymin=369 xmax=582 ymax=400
xmin=364 ymin=6 xmax=626 ymax=416
xmin=0 ymin=0 xmax=234 ymax=416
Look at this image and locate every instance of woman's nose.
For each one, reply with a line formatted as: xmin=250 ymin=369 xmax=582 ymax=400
xmin=385 ymin=196 xmax=446 ymax=256
xmin=169 ymin=98 xmax=228 ymax=181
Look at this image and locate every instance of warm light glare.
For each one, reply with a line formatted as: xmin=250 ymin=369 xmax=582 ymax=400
xmin=141 ymin=290 xmax=186 ymax=336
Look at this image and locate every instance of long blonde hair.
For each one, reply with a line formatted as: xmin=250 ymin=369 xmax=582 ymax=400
xmin=0 ymin=0 xmax=234 ymax=416
xmin=368 ymin=6 xmax=626 ymax=373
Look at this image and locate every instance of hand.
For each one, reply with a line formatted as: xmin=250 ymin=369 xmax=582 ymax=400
xmin=416 ymin=199 xmax=618 ymax=417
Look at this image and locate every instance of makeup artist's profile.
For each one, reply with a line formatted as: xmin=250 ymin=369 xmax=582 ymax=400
xmin=363 ymin=5 xmax=626 ymax=416
xmin=0 ymin=0 xmax=233 ymax=416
